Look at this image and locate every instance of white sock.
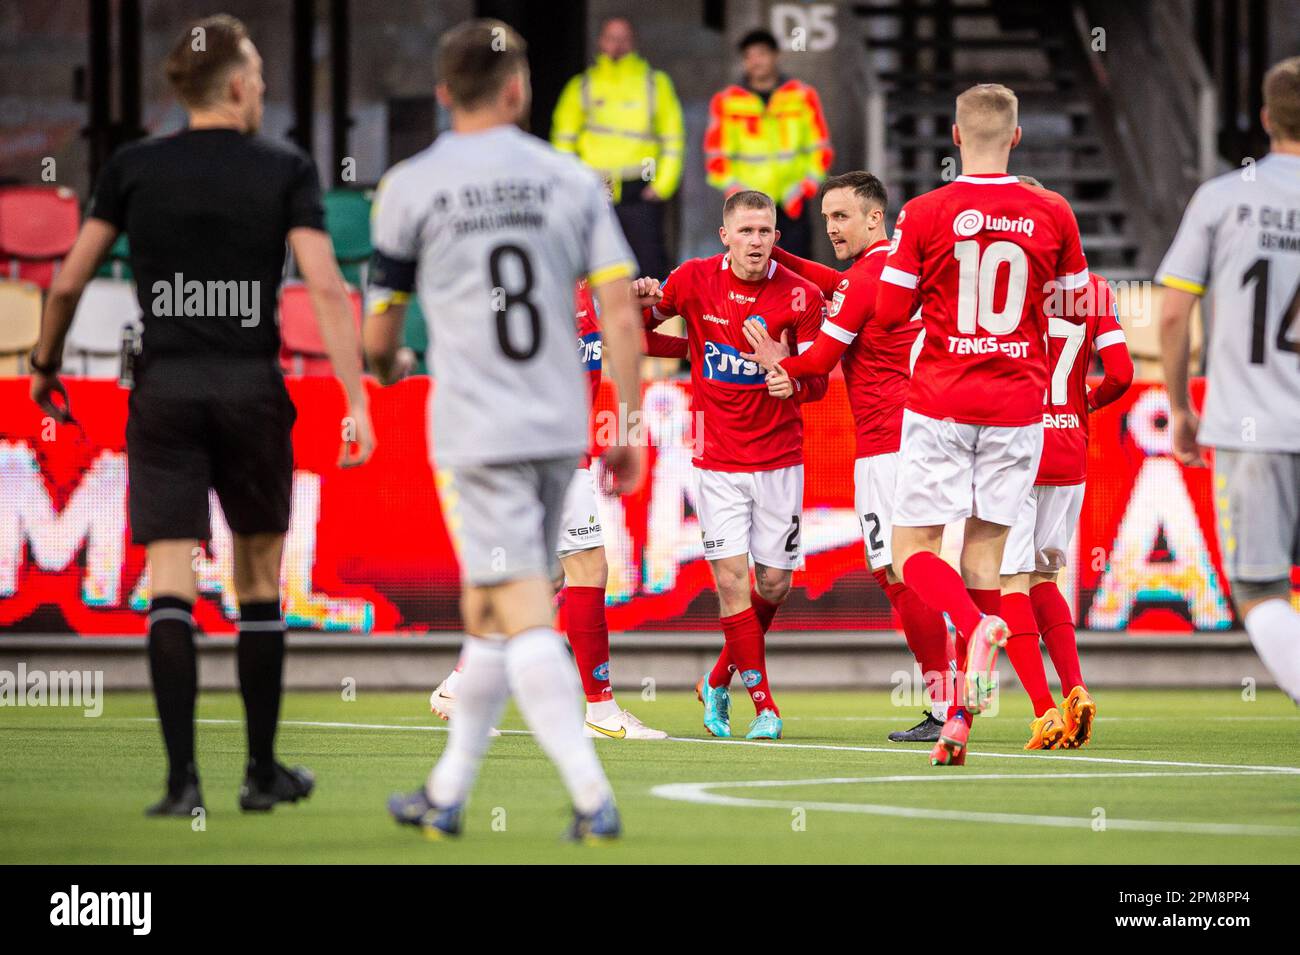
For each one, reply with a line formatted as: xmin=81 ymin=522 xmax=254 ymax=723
xmin=443 ymin=665 xmax=463 ymax=694
xmin=585 ymin=697 xmax=620 ymax=722
xmin=1244 ymin=599 xmax=1300 ymax=704
xmin=506 ymin=627 xmax=613 ymax=814
xmin=428 ymin=636 xmax=509 ymax=807
xmin=932 ymin=700 xmax=950 ymax=721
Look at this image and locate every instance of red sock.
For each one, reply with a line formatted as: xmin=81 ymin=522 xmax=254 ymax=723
xmin=1032 ymin=581 xmax=1085 ymax=692
xmin=1000 ymin=591 xmax=1055 ymax=716
xmin=709 ymin=589 xmax=779 ymax=688
xmin=964 ymin=588 xmax=1000 ymax=665
xmin=563 ymin=586 xmax=613 ymax=702
xmin=751 ymin=589 xmax=779 ymax=634
xmin=901 ymin=552 xmax=983 ymax=642
xmin=882 ymin=575 xmax=951 ymax=711
xmin=720 ymin=607 xmax=778 ymax=715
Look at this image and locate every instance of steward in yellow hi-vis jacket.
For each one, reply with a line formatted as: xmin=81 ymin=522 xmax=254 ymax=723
xmin=705 ymin=29 xmax=833 ymax=257
xmin=552 ymin=17 xmax=684 ymax=278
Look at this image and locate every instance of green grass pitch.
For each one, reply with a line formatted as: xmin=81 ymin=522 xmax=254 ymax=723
xmin=1 ymin=689 xmax=1297 ymax=864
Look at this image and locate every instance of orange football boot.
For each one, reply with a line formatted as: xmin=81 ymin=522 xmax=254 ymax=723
xmin=1024 ymin=706 xmax=1067 ymax=750
xmin=1060 ymin=685 xmax=1096 ymax=748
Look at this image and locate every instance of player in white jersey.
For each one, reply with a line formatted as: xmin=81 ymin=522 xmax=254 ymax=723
xmin=1158 ymin=56 xmax=1300 ymax=704
xmin=363 ymin=20 xmax=647 ymax=841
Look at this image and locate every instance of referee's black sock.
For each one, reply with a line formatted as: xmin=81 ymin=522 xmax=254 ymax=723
xmin=147 ymin=596 xmax=198 ymax=794
xmin=237 ymin=601 xmax=286 ymax=784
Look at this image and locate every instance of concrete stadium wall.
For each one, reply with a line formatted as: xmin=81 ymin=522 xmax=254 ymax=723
xmin=0 ymin=632 xmax=1274 ymax=694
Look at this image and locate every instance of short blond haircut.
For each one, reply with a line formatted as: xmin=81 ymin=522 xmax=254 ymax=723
xmin=1264 ymin=56 xmax=1300 ymax=142
xmin=723 ymin=189 xmax=776 ymax=222
xmin=955 ymin=83 xmax=1019 ymax=148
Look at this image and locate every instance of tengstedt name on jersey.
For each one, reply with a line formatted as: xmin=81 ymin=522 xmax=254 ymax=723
xmin=438 ymin=177 xmax=553 ymax=236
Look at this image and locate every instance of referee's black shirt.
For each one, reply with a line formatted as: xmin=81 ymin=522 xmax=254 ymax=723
xmin=88 ymin=127 xmax=325 ymax=359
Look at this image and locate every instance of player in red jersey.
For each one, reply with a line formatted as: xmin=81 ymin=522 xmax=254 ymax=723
xmin=645 ymin=189 xmax=828 ymax=740
xmin=874 ymin=84 xmax=1090 ymax=766
xmin=740 ymin=171 xmax=953 ymax=743
xmin=428 ymin=279 xmax=685 ymax=739
xmin=995 ymin=222 xmax=1133 ymax=749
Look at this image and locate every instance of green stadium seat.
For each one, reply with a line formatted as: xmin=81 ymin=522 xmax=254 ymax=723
xmin=96 ymin=233 xmax=131 ymax=280
xmin=323 ymin=187 xmax=373 ymax=286
xmin=403 ymin=295 xmax=428 ymax=375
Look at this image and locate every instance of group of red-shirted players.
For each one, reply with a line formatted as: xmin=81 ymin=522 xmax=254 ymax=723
xmin=428 ymin=81 xmax=1136 ymax=766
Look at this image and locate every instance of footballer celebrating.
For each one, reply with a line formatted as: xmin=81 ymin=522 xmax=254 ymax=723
xmin=875 ymin=84 xmax=1090 ymax=766
xmin=427 ymin=278 xmax=682 ymax=740
xmin=364 ymin=20 xmax=646 ymax=841
xmin=995 ymin=184 xmax=1133 ymax=749
xmin=740 ymin=171 xmax=952 ymax=743
xmin=647 ymin=190 xmax=828 ymax=740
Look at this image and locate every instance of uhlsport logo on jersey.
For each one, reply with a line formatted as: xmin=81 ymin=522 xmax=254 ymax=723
xmin=741 ymin=668 xmax=763 ymax=688
xmin=952 ymin=209 xmax=1036 ymax=238
xmin=702 ymin=340 xmax=764 ymax=385
xmin=577 ymin=330 xmax=602 ymax=371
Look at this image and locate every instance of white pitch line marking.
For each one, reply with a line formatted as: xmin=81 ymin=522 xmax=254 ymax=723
xmin=112 ymin=717 xmax=1300 ymax=776
xmin=783 ymin=715 xmax=1300 ymax=723
xmin=650 ymin=776 xmax=1300 ymax=837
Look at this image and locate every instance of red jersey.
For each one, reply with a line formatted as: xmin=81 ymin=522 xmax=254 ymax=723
xmin=774 ymin=240 xmax=922 ymax=457
xmin=1036 ymin=272 xmax=1134 ymax=485
xmin=876 ymin=174 xmax=1089 ymax=426
xmin=575 ymin=281 xmax=602 ymax=467
xmin=649 ymin=254 xmax=827 ymax=472
xmin=576 ymin=280 xmax=691 ymax=468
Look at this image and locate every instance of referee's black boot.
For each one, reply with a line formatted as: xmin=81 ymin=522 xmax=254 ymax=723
xmin=239 ymin=760 xmax=315 ymax=812
xmin=145 ymin=769 xmax=204 ymax=817
xmin=887 ymin=711 xmax=944 ymax=743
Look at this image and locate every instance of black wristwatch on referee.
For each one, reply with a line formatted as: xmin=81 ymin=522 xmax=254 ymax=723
xmin=28 ymin=350 xmax=61 ymax=375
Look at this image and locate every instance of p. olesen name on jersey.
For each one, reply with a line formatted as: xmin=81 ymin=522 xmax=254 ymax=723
xmin=444 ymin=178 xmax=552 ymax=234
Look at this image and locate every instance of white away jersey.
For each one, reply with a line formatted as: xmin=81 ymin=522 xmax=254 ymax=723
xmin=1157 ymin=153 xmax=1300 ymax=451
xmin=370 ymin=124 xmax=636 ymax=466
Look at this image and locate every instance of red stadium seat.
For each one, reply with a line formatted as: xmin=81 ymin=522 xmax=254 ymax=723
xmin=0 ymin=185 xmax=80 ymax=290
xmin=278 ymin=280 xmax=362 ymax=376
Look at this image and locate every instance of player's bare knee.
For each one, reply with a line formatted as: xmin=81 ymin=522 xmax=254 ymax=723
xmin=1001 ymin=572 xmax=1030 ymax=596
xmin=754 ymin=566 xmax=792 ymax=604
xmin=560 ymin=546 xmax=608 ymax=589
xmin=710 ymin=559 xmax=751 ymax=612
xmin=460 ymin=587 xmax=495 ymax=636
xmin=232 ymin=532 xmax=284 ymax=603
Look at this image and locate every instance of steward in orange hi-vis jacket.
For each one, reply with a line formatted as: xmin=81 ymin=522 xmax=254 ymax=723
xmin=703 ymin=78 xmax=833 ymax=218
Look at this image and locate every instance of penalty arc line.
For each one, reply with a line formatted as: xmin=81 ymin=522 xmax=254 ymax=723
xmin=113 ymin=718 xmax=1300 ymax=834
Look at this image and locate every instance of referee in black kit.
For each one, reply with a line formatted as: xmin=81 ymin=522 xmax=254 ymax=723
xmin=29 ymin=15 xmax=374 ymax=816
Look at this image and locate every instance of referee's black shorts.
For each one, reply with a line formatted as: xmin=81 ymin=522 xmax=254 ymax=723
xmin=126 ymin=355 xmax=297 ymax=545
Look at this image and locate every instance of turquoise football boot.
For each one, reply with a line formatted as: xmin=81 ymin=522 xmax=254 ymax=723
xmin=695 ymin=675 xmax=732 ymax=738
xmin=745 ymin=708 xmax=783 ymax=740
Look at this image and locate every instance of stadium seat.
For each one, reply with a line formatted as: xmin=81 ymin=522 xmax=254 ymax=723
xmin=323 ymin=188 xmax=373 ymax=288
xmin=403 ymin=296 xmax=428 ymax=375
xmin=65 ymin=277 xmax=141 ymax=378
xmin=279 ymin=280 xmax=363 ymax=376
xmin=95 ymin=233 xmax=132 ymax=280
xmin=0 ymin=279 xmax=42 ymax=376
xmin=0 ymin=185 xmax=80 ymax=290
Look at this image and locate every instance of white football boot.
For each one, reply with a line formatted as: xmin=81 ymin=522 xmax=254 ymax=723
xmin=583 ymin=706 xmax=668 ymax=740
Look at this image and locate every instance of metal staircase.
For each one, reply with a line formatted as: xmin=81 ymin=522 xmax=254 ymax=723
xmin=852 ymin=0 xmax=1147 ymax=281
